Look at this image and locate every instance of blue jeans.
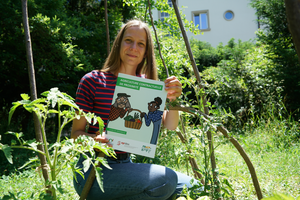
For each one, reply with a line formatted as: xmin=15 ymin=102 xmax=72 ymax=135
xmin=73 ymin=154 xmax=194 ymax=200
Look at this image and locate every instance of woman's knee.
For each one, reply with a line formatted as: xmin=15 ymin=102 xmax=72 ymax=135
xmin=144 ymin=167 xmax=177 ymax=199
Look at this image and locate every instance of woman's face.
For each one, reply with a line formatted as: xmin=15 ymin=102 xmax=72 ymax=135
xmin=120 ymin=26 xmax=147 ymax=70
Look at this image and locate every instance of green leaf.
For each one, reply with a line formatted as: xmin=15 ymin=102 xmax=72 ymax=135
xmin=8 ymin=102 xmax=22 ymax=125
xmin=5 ymin=131 xmax=24 ymax=140
xmin=82 ymin=158 xmax=91 ymax=173
xmin=18 ymin=156 xmax=39 ymax=170
xmin=48 ymin=109 xmax=59 ymax=114
xmin=0 ymin=144 xmax=13 ymax=164
xmin=60 ymin=141 xmax=73 ymax=154
xmin=97 ymin=117 xmax=104 ymax=133
xmin=95 ymin=157 xmax=112 ymax=170
xmin=95 ymin=166 xmax=104 ymax=192
xmin=21 ymin=93 xmax=30 ymax=100
xmin=47 ymin=87 xmax=61 ymax=108
xmin=28 ymin=141 xmax=39 ymax=151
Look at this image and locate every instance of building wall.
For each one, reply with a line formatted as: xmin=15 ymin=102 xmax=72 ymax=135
xmin=153 ymin=0 xmax=258 ymax=47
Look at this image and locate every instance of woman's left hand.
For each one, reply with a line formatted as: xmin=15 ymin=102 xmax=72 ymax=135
xmin=164 ymin=76 xmax=182 ymax=101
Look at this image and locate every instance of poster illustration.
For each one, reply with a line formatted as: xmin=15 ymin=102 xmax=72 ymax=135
xmin=106 ymin=73 xmax=167 ymax=158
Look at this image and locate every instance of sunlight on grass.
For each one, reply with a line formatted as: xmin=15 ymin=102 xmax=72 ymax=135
xmin=0 ymin=167 xmax=78 ymax=199
xmin=216 ymin=133 xmax=300 ymax=199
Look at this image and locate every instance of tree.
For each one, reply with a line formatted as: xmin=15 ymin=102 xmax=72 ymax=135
xmin=0 ymin=0 xmax=137 ymax=143
xmin=250 ymin=0 xmax=300 ymax=117
xmin=284 ymin=0 xmax=300 ymax=64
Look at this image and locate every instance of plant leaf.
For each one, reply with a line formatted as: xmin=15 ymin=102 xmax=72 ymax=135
xmin=97 ymin=117 xmax=104 ymax=133
xmin=95 ymin=166 xmax=104 ymax=192
xmin=21 ymin=93 xmax=30 ymax=100
xmin=82 ymin=158 xmax=91 ymax=173
xmin=8 ymin=102 xmax=22 ymax=125
xmin=18 ymin=156 xmax=39 ymax=170
xmin=0 ymin=144 xmax=13 ymax=164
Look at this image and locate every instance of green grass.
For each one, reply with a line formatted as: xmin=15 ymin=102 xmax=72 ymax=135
xmin=0 ymin=167 xmax=78 ymax=199
xmin=1 ymin=118 xmax=300 ymax=199
xmin=216 ymin=135 xmax=300 ymax=199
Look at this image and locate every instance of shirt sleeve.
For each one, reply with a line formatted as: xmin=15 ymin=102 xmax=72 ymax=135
xmin=75 ymin=73 xmax=96 ymax=113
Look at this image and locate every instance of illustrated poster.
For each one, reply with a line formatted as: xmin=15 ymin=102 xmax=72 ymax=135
xmin=106 ymin=73 xmax=167 ymax=158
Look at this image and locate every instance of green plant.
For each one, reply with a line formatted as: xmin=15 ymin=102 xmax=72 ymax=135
xmin=0 ymin=88 xmax=115 ymax=199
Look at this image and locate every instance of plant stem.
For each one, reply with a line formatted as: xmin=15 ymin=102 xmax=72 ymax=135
xmin=11 ymin=146 xmax=46 ymax=155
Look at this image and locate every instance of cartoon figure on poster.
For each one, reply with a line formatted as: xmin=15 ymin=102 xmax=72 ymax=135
xmin=108 ymin=93 xmax=132 ymax=121
xmin=141 ymin=97 xmax=163 ymax=144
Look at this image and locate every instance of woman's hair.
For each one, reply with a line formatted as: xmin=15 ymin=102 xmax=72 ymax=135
xmin=101 ymin=19 xmax=158 ymax=80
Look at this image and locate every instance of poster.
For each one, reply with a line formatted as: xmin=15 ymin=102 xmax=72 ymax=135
xmin=106 ymin=73 xmax=167 ymax=158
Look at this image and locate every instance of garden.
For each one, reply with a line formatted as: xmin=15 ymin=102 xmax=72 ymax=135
xmin=0 ymin=0 xmax=300 ymax=199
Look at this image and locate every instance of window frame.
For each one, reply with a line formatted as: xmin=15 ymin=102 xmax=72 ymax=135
xmin=192 ymin=10 xmax=211 ymax=31
xmin=224 ymin=10 xmax=234 ymax=21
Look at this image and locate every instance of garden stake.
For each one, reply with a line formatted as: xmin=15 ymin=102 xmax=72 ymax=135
xmin=79 ymin=151 xmax=105 ymax=200
xmin=284 ymin=0 xmax=300 ymax=65
xmin=21 ymin=0 xmax=51 ymax=194
xmin=104 ymin=0 xmax=110 ymax=55
xmin=169 ymin=1 xmax=263 ymax=198
xmin=147 ymin=0 xmax=169 ymax=78
xmin=147 ymin=0 xmax=205 ymax=184
xmin=170 ymin=0 xmax=221 ymax=198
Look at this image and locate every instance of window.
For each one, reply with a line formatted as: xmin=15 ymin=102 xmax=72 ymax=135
xmin=192 ymin=10 xmax=210 ymax=31
xmin=224 ymin=10 xmax=234 ymax=21
xmin=160 ymin=0 xmax=173 ymax=21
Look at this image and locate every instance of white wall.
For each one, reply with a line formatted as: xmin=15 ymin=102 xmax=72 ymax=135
xmin=153 ymin=0 xmax=258 ymax=47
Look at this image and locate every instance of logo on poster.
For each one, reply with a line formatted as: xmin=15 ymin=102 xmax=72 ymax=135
xmin=117 ymin=141 xmax=130 ymax=146
xmin=108 ymin=138 xmax=114 ymax=143
xmin=141 ymin=145 xmax=151 ymax=153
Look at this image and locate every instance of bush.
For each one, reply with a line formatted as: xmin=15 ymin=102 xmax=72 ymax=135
xmin=202 ymin=45 xmax=283 ymax=126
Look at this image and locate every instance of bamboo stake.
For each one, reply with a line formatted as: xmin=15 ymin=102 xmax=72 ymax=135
xmin=170 ymin=1 xmax=221 ymax=198
xmin=79 ymin=152 xmax=105 ymax=200
xmin=147 ymin=0 xmax=206 ymax=184
xmin=147 ymin=0 xmax=169 ymax=78
xmin=284 ymin=0 xmax=300 ymax=65
xmin=168 ymin=104 xmax=263 ymax=200
xmin=21 ymin=0 xmax=50 ymax=194
xmin=104 ymin=0 xmax=110 ymax=55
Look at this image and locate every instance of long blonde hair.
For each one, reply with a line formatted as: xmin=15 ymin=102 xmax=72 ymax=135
xmin=101 ymin=19 xmax=158 ymax=80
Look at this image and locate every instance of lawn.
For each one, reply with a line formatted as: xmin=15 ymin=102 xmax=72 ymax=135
xmin=1 ymin=125 xmax=299 ymax=200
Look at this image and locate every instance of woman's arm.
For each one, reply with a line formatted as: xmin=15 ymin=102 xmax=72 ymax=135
xmin=162 ymin=76 xmax=182 ymax=130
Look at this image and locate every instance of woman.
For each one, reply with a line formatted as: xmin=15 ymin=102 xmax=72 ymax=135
xmin=72 ymin=19 xmax=194 ymax=200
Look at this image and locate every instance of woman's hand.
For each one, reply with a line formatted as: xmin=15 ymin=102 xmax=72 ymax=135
xmin=164 ymin=76 xmax=182 ymax=101
xmin=94 ymin=131 xmax=112 ymax=147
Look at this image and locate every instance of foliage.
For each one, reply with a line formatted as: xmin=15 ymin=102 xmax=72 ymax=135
xmin=250 ymin=0 xmax=300 ymax=117
xmin=0 ymin=0 xmax=137 ymax=146
xmin=201 ymin=45 xmax=283 ymax=126
xmin=0 ymin=88 xmax=115 ymax=199
xmin=190 ymin=38 xmax=255 ymax=72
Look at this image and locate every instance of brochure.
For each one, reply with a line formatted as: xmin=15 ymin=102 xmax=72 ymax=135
xmin=106 ymin=73 xmax=167 ymax=158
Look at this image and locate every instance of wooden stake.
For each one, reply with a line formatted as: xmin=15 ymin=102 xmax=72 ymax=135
xmin=21 ymin=0 xmax=50 ymax=193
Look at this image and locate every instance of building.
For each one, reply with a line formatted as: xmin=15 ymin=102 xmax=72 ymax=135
xmin=152 ymin=0 xmax=258 ymax=47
